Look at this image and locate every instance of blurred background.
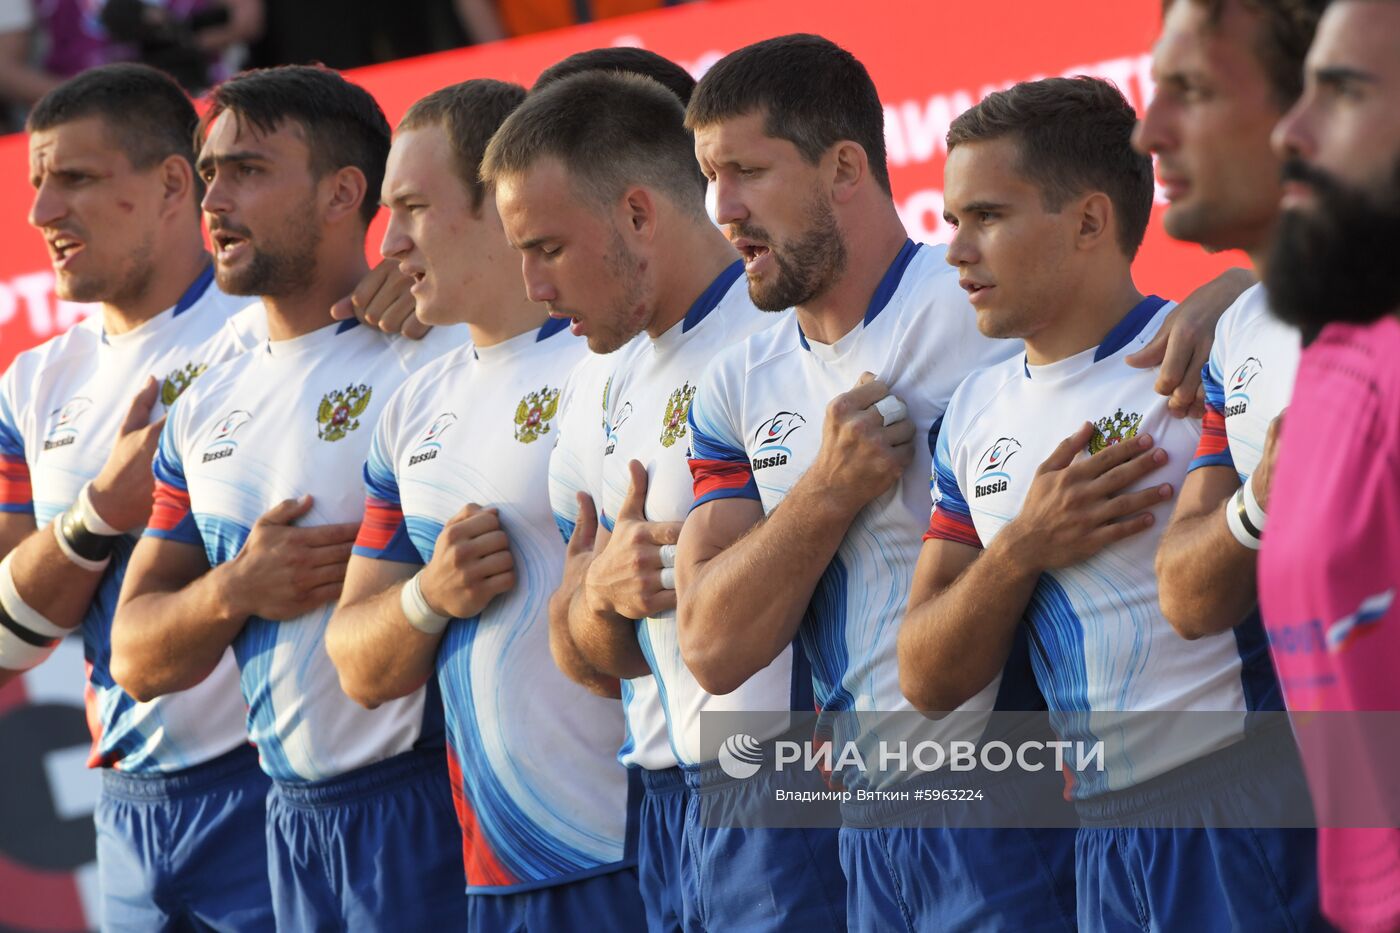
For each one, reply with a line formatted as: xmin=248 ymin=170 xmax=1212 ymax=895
xmin=0 ymin=2 xmax=1234 ymax=930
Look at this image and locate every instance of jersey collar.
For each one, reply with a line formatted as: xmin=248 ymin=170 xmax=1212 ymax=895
xmin=681 ymin=260 xmax=745 ymax=335
xmin=798 ymin=238 xmax=921 ymax=351
xmin=171 ymin=263 xmax=216 ymax=317
xmin=1024 ymin=294 xmax=1169 ymax=379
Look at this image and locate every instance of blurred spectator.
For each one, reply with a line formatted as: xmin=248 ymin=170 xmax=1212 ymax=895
xmin=0 ymin=0 xmax=259 ymax=130
xmin=454 ymin=0 xmax=693 ymax=41
xmin=249 ymin=0 xmax=466 ymax=71
xmin=0 ymin=0 xmax=59 ymax=129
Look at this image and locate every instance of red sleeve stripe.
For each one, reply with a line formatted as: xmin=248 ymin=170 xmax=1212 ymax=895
xmin=690 ymin=457 xmax=759 ymax=504
xmin=0 ymin=454 xmax=31 ymax=508
xmin=354 ymin=496 xmax=405 ymax=553
xmin=1192 ymin=408 xmax=1231 ymax=464
xmin=148 ymin=479 xmax=192 ymax=534
xmin=924 ymin=508 xmax=983 ymax=548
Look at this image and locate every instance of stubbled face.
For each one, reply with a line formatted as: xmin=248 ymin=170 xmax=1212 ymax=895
xmin=1267 ymin=1 xmax=1400 ymax=329
xmin=496 ymin=157 xmax=649 ymax=354
xmin=28 ymin=116 xmax=160 ymax=305
xmin=198 ymin=110 xmax=322 ymax=298
xmin=695 ymin=111 xmax=846 ymax=311
xmin=381 ymin=125 xmax=513 ymax=327
xmin=942 ymin=137 xmax=1079 ymax=343
xmin=1134 ymin=0 xmax=1284 ymax=253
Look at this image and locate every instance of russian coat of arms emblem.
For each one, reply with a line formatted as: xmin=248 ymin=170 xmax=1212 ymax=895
xmin=1088 ymin=408 xmax=1143 ymax=455
xmin=514 ymin=386 xmax=561 ymax=444
xmin=161 ymin=362 xmax=208 ymax=406
xmin=660 ymin=383 xmax=696 ymax=448
xmin=317 ymin=383 xmax=373 ymax=442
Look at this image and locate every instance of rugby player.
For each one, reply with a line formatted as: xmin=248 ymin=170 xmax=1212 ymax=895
xmin=110 ymin=65 xmax=465 ymax=929
xmin=326 ymin=79 xmax=644 ymax=931
xmin=1139 ymin=0 xmax=1327 ymax=639
xmin=900 ymin=75 xmax=1317 ymax=930
xmin=489 ymin=71 xmax=839 ymax=931
xmin=0 ymin=63 xmax=273 ymax=930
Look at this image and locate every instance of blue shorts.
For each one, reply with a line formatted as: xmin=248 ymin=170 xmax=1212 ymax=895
xmin=637 ymin=766 xmax=688 ymax=932
xmin=839 ymin=765 xmax=1076 ymax=933
xmin=95 ymin=744 xmax=273 ymax=933
xmin=265 ymin=747 xmax=466 ymax=931
xmin=465 ymin=867 xmax=648 ymax=932
xmin=1075 ymin=726 xmax=1321 ymax=931
xmin=683 ymin=759 xmax=846 ymax=932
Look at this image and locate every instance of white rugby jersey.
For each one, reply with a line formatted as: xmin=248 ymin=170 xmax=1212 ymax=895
xmin=147 ymin=318 xmax=460 ymax=784
xmin=547 ymin=342 xmax=675 ymax=772
xmin=353 ymin=319 xmax=633 ymax=894
xmin=927 ymin=297 xmax=1282 ymax=798
xmin=601 ymin=261 xmax=802 ymax=766
xmin=687 ymin=241 xmax=1031 ymax=768
xmin=0 ymin=267 xmax=261 ymax=774
xmin=1190 ymin=283 xmax=1301 ymax=481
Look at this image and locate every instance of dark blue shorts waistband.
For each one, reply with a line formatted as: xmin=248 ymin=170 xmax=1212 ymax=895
xmin=271 ymin=746 xmax=446 ymax=810
xmin=100 ymin=744 xmax=264 ymax=802
xmin=1074 ymin=719 xmax=1302 ymax=826
xmin=638 ymin=765 xmax=688 ymax=795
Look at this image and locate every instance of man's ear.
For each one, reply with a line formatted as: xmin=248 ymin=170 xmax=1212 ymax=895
xmin=830 ymin=140 xmax=869 ymax=205
xmin=158 ymin=154 xmax=196 ymax=218
xmin=325 ymin=165 xmax=369 ymax=223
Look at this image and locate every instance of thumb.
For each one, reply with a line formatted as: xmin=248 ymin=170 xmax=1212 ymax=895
xmin=1124 ymin=322 xmax=1168 ymax=369
xmin=1039 ymin=422 xmax=1094 ymax=474
xmin=121 ymin=376 xmax=162 ymax=433
xmin=259 ymin=494 xmax=314 ymax=526
xmin=617 ymin=460 xmax=649 ymax=522
xmin=856 ymin=371 xmax=877 ymax=387
xmin=569 ymin=492 xmax=598 ymax=552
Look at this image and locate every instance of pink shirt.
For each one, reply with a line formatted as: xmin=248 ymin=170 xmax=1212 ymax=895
xmin=1260 ymin=316 xmax=1400 ymax=932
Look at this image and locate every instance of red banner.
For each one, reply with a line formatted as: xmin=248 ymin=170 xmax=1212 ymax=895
xmin=0 ymin=1 xmax=1238 ymax=929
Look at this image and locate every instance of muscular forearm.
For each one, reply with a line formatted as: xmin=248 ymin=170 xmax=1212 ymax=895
xmin=326 ymin=585 xmax=441 ymax=708
xmin=111 ymin=562 xmax=248 ymax=702
xmin=1156 ymin=505 xmax=1258 ymax=639
xmin=9 ymin=526 xmax=109 ymax=632
xmin=679 ymin=484 xmax=858 ymax=696
xmin=549 ymin=583 xmax=623 ymax=698
xmin=568 ymin=583 xmax=650 ymax=681
xmin=898 ymin=536 xmax=1041 ymax=714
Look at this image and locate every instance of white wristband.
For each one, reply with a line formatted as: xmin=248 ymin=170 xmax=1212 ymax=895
xmin=0 ymin=553 xmax=67 ymax=672
xmin=53 ymin=520 xmax=112 ymax=572
xmin=78 ymin=482 xmax=124 ymax=536
xmin=0 ymin=553 xmax=69 ymax=640
xmin=400 ymin=571 xmax=450 ymax=636
xmin=1225 ymin=487 xmax=1262 ymax=551
xmin=0 ymin=623 xmax=58 ymax=671
xmin=1241 ymin=477 xmax=1268 ymax=532
xmin=874 ymin=394 xmax=908 ymax=426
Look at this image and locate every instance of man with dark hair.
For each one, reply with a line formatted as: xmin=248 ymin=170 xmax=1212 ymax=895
xmin=486 ymin=70 xmax=843 ymax=931
xmin=902 ymin=75 xmax=1317 ymax=930
xmin=325 ymin=77 xmax=647 ymax=933
xmin=675 ymin=34 xmax=1058 ymax=931
xmin=1259 ymin=3 xmax=1400 ymax=929
xmin=110 ymin=65 xmax=466 ymax=929
xmin=1139 ymin=0 xmax=1327 ymax=643
xmin=674 ymin=35 xmax=1234 ymax=931
xmin=533 ymin=46 xmax=697 ymax=104
xmin=0 ymin=62 xmax=274 ymax=930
